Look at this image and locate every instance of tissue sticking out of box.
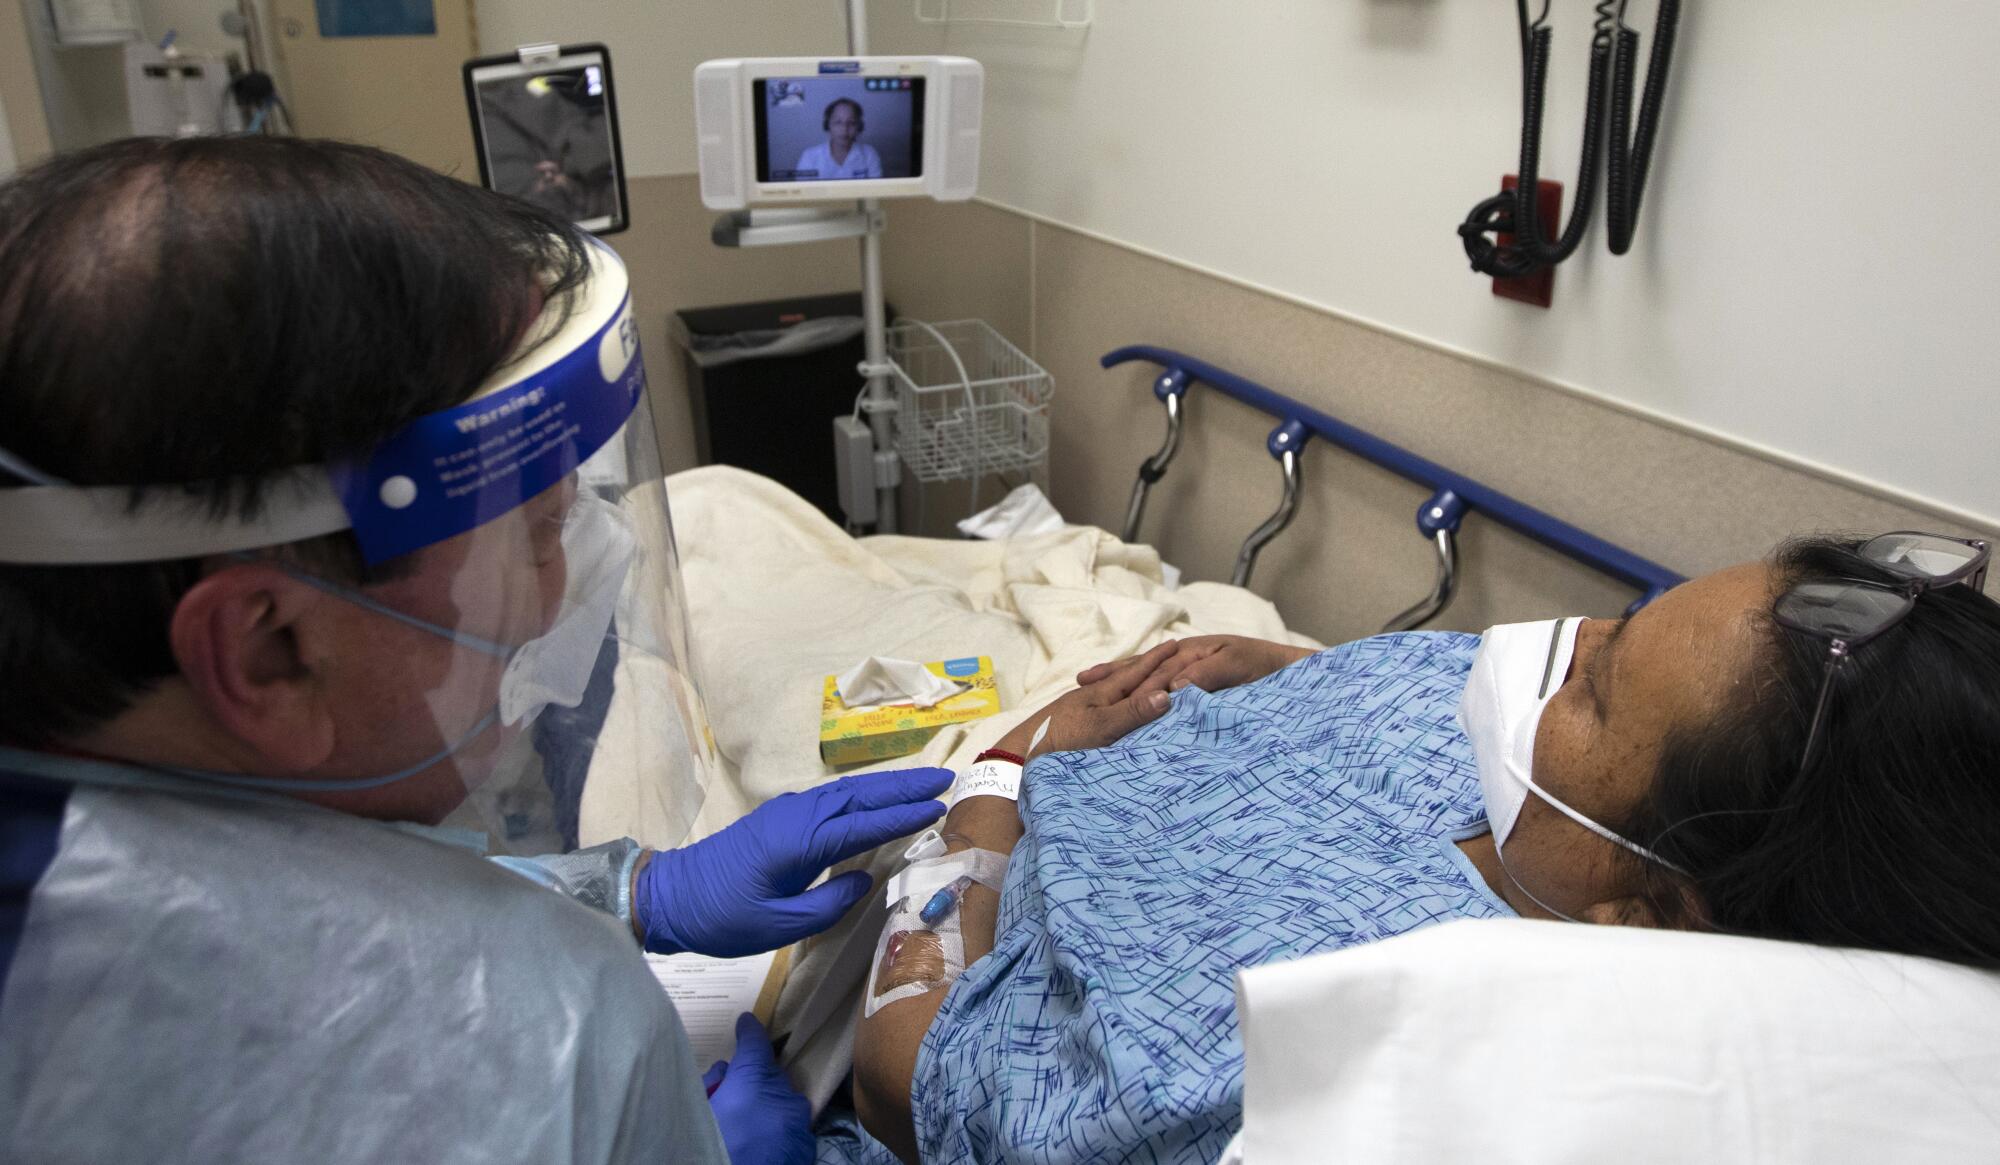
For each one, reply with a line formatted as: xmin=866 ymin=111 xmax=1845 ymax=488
xmin=836 ymin=656 xmax=967 ymax=710
xmin=822 ymin=656 xmax=1001 ymax=766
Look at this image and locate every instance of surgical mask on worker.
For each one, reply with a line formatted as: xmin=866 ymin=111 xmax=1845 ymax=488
xmin=499 ymin=492 xmax=636 ymax=726
xmin=1458 ymin=617 xmax=1673 ymax=867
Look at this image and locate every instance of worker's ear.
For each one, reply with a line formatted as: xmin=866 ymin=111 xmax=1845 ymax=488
xmin=169 ymin=563 xmax=338 ymax=773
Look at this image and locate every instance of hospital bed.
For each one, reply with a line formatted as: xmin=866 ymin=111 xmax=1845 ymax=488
xmin=583 ymin=347 xmax=2000 ymax=1153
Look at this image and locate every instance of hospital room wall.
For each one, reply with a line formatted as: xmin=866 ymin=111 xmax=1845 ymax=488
xmin=865 ymin=5 xmax=1998 ymax=642
xmin=0 ymin=2 xmax=51 ymax=175
xmin=880 ymin=201 xmax=1997 ymax=644
xmin=871 ymin=1 xmax=1999 ymax=527
xmin=455 ymin=1 xmax=1994 ymax=639
xmin=601 ymin=177 xmax=871 ymax=471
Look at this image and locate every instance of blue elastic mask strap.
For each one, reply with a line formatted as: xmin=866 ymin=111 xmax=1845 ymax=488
xmin=156 ymin=707 xmax=501 ymax=793
xmin=183 ymin=556 xmax=513 ymax=791
xmin=0 ymin=709 xmax=501 ymax=796
xmin=250 ymin=558 xmax=514 ymax=660
xmin=0 ymin=443 xmax=67 ymax=487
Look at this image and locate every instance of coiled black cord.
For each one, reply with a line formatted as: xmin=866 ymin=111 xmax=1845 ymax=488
xmin=1606 ymin=0 xmax=1681 ymax=254
xmin=1512 ymin=22 xmax=1610 ymax=268
xmin=1459 ymin=0 xmax=1682 ymax=276
xmin=1462 ymin=2 xmax=1609 ymax=276
xmin=1456 ymin=13 xmax=1551 ymax=280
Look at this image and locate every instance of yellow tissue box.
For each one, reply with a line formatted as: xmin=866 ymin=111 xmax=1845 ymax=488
xmin=819 ymin=656 xmax=1001 ymax=766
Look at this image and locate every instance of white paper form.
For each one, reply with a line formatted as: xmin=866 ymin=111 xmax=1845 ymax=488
xmin=645 ymin=950 xmax=781 ymax=1069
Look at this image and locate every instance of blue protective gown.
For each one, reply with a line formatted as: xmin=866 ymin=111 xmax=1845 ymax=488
xmin=0 ymin=751 xmax=727 ymax=1164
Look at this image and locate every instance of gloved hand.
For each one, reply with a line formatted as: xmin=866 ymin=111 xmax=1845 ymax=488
xmin=636 ymin=766 xmax=951 ymax=957
xmin=704 ymin=1013 xmax=812 ymax=1165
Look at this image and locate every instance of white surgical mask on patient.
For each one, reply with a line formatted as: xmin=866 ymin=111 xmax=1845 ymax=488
xmin=1458 ymin=617 xmax=1676 ymax=868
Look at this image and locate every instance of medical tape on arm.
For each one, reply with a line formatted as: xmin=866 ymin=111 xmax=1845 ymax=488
xmin=864 ymin=847 xmax=1008 ymax=1018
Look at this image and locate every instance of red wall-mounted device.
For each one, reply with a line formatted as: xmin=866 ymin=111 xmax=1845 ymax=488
xmin=1491 ymin=175 xmax=1563 ymax=309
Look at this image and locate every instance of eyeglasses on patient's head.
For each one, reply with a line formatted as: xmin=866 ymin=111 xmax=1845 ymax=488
xmin=1774 ymin=532 xmax=1990 ymax=776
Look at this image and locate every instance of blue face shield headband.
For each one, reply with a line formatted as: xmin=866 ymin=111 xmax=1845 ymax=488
xmin=0 ymin=240 xmax=644 ymax=568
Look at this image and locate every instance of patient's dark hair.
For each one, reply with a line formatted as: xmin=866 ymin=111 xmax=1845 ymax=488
xmin=0 ymin=136 xmax=591 ymax=747
xmin=1629 ymin=535 xmax=2000 ymax=968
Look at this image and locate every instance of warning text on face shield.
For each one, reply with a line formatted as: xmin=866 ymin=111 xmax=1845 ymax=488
xmin=331 ymin=301 xmax=645 ymax=566
xmin=437 ymin=394 xmax=580 ymax=501
xmin=451 ymin=386 xmax=548 ymax=435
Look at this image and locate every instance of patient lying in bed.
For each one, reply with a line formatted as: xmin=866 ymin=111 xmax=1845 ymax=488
xmin=836 ymin=535 xmax=2000 ymax=1165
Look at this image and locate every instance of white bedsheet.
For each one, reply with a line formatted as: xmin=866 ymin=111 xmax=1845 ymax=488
xmin=581 ymin=466 xmax=1317 ymax=1103
xmin=1233 ymin=919 xmax=2000 ymax=1163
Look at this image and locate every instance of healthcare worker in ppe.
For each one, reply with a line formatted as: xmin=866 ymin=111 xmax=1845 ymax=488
xmin=0 ymin=137 xmax=946 ymax=1165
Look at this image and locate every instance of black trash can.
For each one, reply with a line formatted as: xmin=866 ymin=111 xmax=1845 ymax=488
xmin=674 ymin=292 xmax=892 ymax=523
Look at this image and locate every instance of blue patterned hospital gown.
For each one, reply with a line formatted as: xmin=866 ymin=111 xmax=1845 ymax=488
xmin=823 ymin=632 xmax=1512 ymax=1164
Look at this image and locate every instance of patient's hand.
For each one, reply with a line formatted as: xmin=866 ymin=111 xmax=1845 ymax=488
xmin=997 ymin=641 xmax=1180 ymax=758
xmin=1080 ymin=635 xmax=1315 ymax=698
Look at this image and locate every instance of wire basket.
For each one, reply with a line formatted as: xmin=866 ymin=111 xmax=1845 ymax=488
xmin=887 ymin=319 xmax=1052 ymax=486
xmin=914 ymin=0 xmax=1093 ymax=28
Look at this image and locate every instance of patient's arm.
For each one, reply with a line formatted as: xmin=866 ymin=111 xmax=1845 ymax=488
xmin=852 ymin=794 xmax=1021 ymax=1164
xmin=851 ymin=646 xmax=1177 ymax=1163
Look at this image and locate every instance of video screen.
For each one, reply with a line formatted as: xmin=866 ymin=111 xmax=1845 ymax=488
xmin=753 ymin=75 xmax=925 ymax=184
xmin=474 ymin=63 xmax=621 ymax=227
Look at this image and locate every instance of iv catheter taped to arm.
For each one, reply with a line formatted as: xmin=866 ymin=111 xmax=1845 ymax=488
xmin=864 ymin=845 xmax=1009 ymax=1018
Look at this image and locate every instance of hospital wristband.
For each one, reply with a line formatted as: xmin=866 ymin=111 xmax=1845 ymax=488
xmin=952 ymin=756 xmax=1024 ymax=806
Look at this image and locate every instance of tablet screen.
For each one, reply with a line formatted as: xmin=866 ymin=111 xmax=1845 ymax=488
xmin=470 ymin=57 xmax=624 ymax=233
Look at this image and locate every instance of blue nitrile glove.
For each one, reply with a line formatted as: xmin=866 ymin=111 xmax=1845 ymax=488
xmin=636 ymin=767 xmax=952 ymax=957
xmin=706 ymin=1013 xmax=812 ymax=1165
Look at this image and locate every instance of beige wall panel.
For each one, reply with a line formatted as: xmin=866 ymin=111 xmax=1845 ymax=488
xmin=610 ymin=174 xmax=872 ymax=474
xmin=880 ymin=196 xmax=1035 ymax=537
xmin=266 ymin=0 xmax=477 ymax=178
xmin=1 ymin=0 xmax=53 ymax=167
xmin=880 ymin=197 xmax=1034 ymax=353
xmin=1032 ymin=223 xmax=1997 ymax=645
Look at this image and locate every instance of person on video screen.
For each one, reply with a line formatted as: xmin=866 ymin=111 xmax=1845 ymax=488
xmin=794 ymin=98 xmax=881 ymax=180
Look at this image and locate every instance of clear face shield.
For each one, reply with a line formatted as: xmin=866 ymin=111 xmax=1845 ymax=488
xmin=0 ymin=243 xmax=714 ymax=856
xmin=408 ymin=389 xmax=714 ymax=856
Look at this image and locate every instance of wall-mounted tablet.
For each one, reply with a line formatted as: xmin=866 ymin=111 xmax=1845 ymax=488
xmin=695 ymin=56 xmax=984 ymax=210
xmin=465 ymin=43 xmax=630 ymax=235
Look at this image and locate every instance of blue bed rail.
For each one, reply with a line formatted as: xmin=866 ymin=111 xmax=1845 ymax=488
xmin=1101 ymin=345 xmax=1684 ymax=625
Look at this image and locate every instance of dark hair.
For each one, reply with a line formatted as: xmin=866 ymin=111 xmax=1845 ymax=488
xmin=1629 ymin=535 xmax=2000 ymax=968
xmin=0 ymin=136 xmax=591 ymax=747
xmin=824 ymin=98 xmax=865 ymax=132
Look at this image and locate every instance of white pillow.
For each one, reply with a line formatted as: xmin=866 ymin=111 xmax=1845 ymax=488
xmin=1232 ymin=918 xmax=2000 ymax=1163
